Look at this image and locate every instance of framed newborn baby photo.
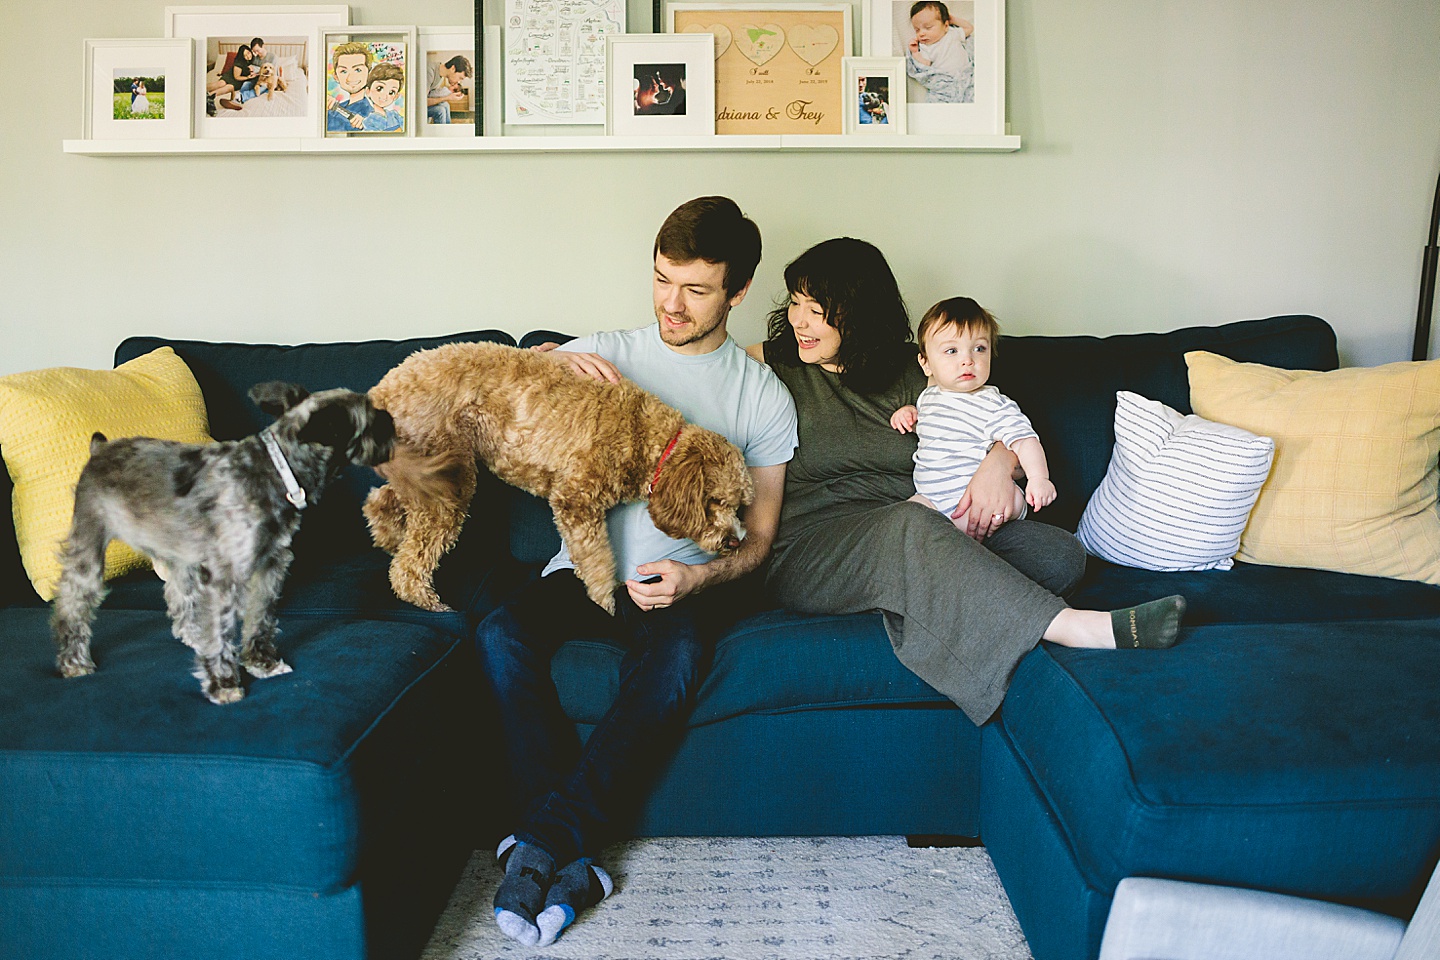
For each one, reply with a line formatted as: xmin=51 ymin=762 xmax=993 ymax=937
xmin=864 ymin=0 xmax=1004 ymax=134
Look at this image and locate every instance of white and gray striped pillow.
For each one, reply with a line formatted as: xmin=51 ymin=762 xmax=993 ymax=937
xmin=1077 ymin=391 xmax=1275 ymax=571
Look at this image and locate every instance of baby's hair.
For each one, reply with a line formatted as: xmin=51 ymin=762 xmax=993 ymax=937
xmin=331 ymin=41 xmax=375 ymax=69
xmin=918 ymin=297 xmax=1000 ymax=357
xmin=910 ymin=1 xmax=951 ymax=22
xmin=367 ymin=62 xmax=404 ymax=88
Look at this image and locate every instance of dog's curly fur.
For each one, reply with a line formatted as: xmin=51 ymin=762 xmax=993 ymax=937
xmin=365 ymin=341 xmax=755 ymax=614
xmin=50 ymin=383 xmax=395 ymax=704
xmin=256 ymin=62 xmax=286 ymax=100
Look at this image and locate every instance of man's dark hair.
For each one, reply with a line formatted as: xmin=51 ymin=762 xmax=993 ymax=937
xmin=444 ymin=55 xmax=473 ymax=77
xmin=763 ymin=237 xmax=914 ymax=394
xmin=653 ymin=196 xmax=762 ymax=298
xmin=250 ymin=37 xmax=266 ymax=48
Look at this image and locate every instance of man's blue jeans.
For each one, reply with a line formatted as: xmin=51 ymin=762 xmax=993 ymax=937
xmin=428 ymin=102 xmax=451 ymax=123
xmin=476 ymin=569 xmax=759 ymax=864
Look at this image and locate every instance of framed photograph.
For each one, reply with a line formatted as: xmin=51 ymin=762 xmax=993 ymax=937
xmin=418 ymin=27 xmax=479 ymax=136
xmin=505 ymin=0 xmax=625 ymax=125
xmin=83 ymin=39 xmax=194 ymax=139
xmin=605 ymin=34 xmax=715 ymax=137
xmin=319 ymin=27 xmax=418 ymax=137
xmin=842 ymin=56 xmax=905 ymax=133
xmin=667 ymin=3 xmax=852 ymax=135
xmin=864 ymin=0 xmax=1004 ymax=134
xmin=164 ymin=5 xmax=350 ymax=139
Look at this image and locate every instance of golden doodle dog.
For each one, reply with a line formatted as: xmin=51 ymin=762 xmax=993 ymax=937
xmin=256 ymin=63 xmax=286 ymax=100
xmin=366 ymin=341 xmax=754 ymax=614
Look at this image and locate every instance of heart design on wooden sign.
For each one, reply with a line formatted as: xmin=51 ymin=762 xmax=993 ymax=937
xmin=682 ymin=22 xmax=732 ymax=59
xmin=787 ymin=23 xmax=839 ymax=66
xmin=734 ymin=23 xmax=786 ymax=66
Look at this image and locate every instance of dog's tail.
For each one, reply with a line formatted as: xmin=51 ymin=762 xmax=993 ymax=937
xmin=374 ymin=443 xmax=470 ymax=503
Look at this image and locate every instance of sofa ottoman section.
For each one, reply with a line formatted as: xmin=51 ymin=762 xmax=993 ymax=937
xmin=0 ymin=606 xmax=487 ymax=960
xmin=983 ymin=621 xmax=1440 ymax=960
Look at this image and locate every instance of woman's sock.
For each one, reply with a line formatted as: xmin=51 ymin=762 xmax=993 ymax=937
xmin=535 ymin=857 xmax=614 ymax=947
xmin=1111 ymin=595 xmax=1187 ymax=649
xmin=492 ymin=835 xmax=555 ymax=946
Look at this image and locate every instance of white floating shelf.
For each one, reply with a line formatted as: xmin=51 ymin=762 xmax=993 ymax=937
xmin=63 ymin=133 xmax=1020 ymax=156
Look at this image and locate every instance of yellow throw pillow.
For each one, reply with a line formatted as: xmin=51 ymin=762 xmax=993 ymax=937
xmin=1186 ymin=350 xmax=1440 ymax=586
xmin=0 ymin=347 xmax=212 ymax=600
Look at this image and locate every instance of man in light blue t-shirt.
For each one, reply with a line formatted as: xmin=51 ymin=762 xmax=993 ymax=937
xmin=477 ymin=197 xmax=798 ymax=948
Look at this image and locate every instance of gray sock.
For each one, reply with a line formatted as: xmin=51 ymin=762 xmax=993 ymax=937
xmin=536 ymin=857 xmax=614 ymax=947
xmin=1112 ymin=595 xmax=1187 ymax=649
xmin=492 ymin=835 xmax=554 ymax=946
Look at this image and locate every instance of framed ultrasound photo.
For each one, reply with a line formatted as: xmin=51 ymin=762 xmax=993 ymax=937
xmin=605 ymin=34 xmax=716 ymax=137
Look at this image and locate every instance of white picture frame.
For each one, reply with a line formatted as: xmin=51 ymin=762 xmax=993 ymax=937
xmin=605 ymin=34 xmax=716 ymax=137
xmin=418 ymin=27 xmax=479 ymax=137
xmin=317 ymin=26 xmax=419 ymax=137
xmin=83 ymin=38 xmax=194 ymax=140
xmin=164 ymin=5 xmax=350 ymax=139
xmin=483 ymin=25 xmax=502 ymax=136
xmin=864 ymin=0 xmax=1004 ymax=134
xmin=842 ymin=56 xmax=905 ymax=134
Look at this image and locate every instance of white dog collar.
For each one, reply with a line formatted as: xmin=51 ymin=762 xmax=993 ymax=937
xmin=261 ymin=429 xmax=308 ymax=510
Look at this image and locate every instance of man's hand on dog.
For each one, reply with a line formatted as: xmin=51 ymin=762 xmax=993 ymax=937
xmin=531 ymin=342 xmax=623 ymax=384
xmin=627 ymin=560 xmax=699 ymax=610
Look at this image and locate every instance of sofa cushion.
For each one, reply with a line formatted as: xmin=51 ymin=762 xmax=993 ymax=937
xmin=1076 ymin=391 xmax=1274 ymax=572
xmin=551 ymin=609 xmax=950 ymax=726
xmin=1069 ymin=557 xmax=1440 ymax=626
xmin=1187 ymin=351 xmax=1440 ymax=586
xmin=0 ymin=347 xmax=213 ymax=600
xmin=997 ymin=620 xmax=1440 ymax=901
xmin=0 ymin=469 xmax=38 ymax=608
xmin=989 ymin=315 xmax=1338 ymax=532
xmin=0 ymin=605 xmax=472 ymax=893
xmin=113 ymin=331 xmax=517 ymax=568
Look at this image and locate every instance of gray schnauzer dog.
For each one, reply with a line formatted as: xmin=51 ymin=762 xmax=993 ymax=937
xmin=51 ymin=382 xmax=396 ymax=705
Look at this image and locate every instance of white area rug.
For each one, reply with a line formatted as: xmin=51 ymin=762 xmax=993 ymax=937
xmin=422 ymin=836 xmax=1034 ymax=960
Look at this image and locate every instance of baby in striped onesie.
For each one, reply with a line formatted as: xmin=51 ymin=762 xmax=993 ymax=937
xmin=890 ymin=297 xmax=1056 ymax=527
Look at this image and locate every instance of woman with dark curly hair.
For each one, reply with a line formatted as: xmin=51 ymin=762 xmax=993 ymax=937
xmin=747 ymin=237 xmax=1184 ymax=724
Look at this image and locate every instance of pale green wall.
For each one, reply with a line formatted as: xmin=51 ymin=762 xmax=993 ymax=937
xmin=2 ymin=0 xmax=1437 ymax=377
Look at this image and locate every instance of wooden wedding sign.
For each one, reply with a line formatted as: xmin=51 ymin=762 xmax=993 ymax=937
xmin=670 ymin=4 xmax=852 ymax=135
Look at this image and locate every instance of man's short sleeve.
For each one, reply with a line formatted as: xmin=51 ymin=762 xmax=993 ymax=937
xmin=742 ymin=367 xmax=798 ymax=468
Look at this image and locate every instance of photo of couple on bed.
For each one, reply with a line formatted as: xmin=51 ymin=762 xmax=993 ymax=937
xmin=205 ymin=36 xmax=309 ymax=118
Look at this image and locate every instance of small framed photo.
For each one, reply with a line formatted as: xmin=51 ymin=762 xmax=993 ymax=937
xmin=842 ymin=56 xmax=905 ymax=133
xmin=418 ymin=27 xmax=479 ymax=136
xmin=667 ymin=2 xmax=852 ymax=136
xmin=864 ymin=0 xmax=1004 ymax=134
xmin=165 ymin=5 xmax=351 ymax=139
xmin=319 ymin=27 xmax=418 ymax=137
xmin=605 ymin=34 xmax=716 ymax=137
xmin=83 ymin=39 xmax=194 ymax=139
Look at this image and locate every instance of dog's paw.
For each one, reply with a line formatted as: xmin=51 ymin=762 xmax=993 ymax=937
xmin=56 ymin=654 xmax=96 ymax=678
xmin=244 ymin=657 xmax=293 ymax=679
xmin=205 ymin=684 xmax=245 ymax=705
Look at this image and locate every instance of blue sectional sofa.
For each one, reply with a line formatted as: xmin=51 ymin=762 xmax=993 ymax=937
xmin=2 ymin=315 xmax=1437 ymax=960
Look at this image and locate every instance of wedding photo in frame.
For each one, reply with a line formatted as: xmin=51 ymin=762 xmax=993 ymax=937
xmin=318 ymin=26 xmax=418 ymax=137
xmin=83 ymin=38 xmax=194 ymax=140
xmin=842 ymin=56 xmax=905 ymax=134
xmin=605 ymin=34 xmax=716 ymax=137
xmin=666 ymin=2 xmax=853 ymax=136
xmin=418 ymin=26 xmax=480 ymax=136
xmin=864 ymin=0 xmax=1004 ymax=134
xmin=164 ymin=5 xmax=350 ymax=139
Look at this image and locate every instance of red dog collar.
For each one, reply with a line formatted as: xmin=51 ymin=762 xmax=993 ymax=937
xmin=647 ymin=429 xmax=683 ymax=495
